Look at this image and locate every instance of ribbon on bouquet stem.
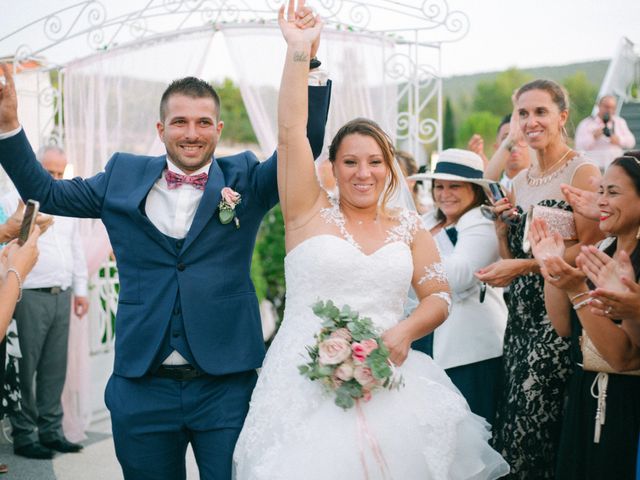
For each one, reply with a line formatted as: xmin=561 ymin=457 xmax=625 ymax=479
xmin=355 ymin=399 xmax=393 ymax=479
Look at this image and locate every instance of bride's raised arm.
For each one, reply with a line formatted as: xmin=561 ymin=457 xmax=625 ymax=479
xmin=277 ymin=0 xmax=324 ymax=228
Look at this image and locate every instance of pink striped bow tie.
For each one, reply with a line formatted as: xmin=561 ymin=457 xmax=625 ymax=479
xmin=165 ymin=170 xmax=208 ymax=191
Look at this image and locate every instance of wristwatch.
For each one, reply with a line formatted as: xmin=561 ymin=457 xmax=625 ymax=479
xmin=309 ymin=57 xmax=321 ymax=69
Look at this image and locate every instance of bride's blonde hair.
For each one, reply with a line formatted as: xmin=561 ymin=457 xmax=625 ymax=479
xmin=328 ymin=118 xmax=399 ymax=211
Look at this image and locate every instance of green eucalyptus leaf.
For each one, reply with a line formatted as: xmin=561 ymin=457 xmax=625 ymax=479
xmin=219 ymin=209 xmax=234 ymax=224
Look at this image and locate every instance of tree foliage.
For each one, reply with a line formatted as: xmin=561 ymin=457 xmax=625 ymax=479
xmin=212 ymin=78 xmax=258 ymax=144
xmin=561 ymin=71 xmax=598 ymax=138
xmin=472 ymin=68 xmax=533 ymax=118
xmin=457 ymin=111 xmax=501 ymax=156
xmin=253 ymin=205 xmax=287 ymax=321
xmin=443 ymin=97 xmax=456 ymax=149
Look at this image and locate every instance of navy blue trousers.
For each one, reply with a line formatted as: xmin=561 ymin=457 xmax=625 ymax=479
xmin=105 ymin=370 xmax=257 ymax=480
xmin=446 ymin=356 xmax=503 ymax=426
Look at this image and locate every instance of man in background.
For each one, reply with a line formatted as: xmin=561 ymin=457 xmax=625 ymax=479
xmin=0 ymin=146 xmax=88 ymax=459
xmin=576 ymin=95 xmax=636 ymax=170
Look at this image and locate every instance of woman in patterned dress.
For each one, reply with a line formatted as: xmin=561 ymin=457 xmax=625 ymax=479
xmin=476 ymin=79 xmax=602 ymax=478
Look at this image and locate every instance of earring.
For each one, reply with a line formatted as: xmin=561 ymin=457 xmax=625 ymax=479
xmin=561 ymin=125 xmax=568 ymax=140
xmin=636 ymin=225 xmax=640 ymax=240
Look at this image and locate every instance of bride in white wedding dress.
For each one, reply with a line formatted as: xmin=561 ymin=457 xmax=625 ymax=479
xmin=233 ymin=2 xmax=509 ymax=478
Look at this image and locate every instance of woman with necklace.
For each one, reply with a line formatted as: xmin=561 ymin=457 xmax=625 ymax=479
xmin=476 ymin=79 xmax=602 ymax=479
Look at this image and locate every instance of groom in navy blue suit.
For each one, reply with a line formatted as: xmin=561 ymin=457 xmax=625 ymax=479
xmin=0 ymin=59 xmax=329 ymax=477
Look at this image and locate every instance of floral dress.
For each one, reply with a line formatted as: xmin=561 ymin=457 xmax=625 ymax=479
xmin=491 ymin=154 xmax=595 ymax=479
xmin=490 ymin=200 xmax=572 ymax=478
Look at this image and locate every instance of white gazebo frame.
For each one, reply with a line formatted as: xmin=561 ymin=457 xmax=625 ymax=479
xmin=2 ymin=0 xmax=469 ymax=155
xmin=0 ymin=1 xmax=469 ymax=411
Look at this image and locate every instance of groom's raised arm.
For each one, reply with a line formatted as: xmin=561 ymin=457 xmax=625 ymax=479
xmin=0 ymin=64 xmax=109 ymax=218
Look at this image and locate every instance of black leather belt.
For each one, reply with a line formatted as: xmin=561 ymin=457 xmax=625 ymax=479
xmin=153 ymin=364 xmax=206 ymax=381
xmin=28 ymin=287 xmax=66 ymax=295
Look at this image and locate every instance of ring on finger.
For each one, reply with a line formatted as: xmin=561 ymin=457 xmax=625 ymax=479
xmin=605 ymin=306 xmax=613 ymax=315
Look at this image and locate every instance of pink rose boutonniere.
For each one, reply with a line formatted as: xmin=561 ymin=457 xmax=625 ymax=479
xmin=219 ymin=187 xmax=241 ymax=228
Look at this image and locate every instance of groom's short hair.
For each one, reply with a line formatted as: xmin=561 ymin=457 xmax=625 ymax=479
xmin=159 ymin=77 xmax=221 ymax=121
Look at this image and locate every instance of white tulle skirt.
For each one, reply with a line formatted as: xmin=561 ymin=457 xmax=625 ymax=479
xmin=234 ymin=348 xmax=510 ymax=479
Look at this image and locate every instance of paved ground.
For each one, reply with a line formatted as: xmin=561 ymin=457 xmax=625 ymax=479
xmin=0 ymin=417 xmax=201 ymax=479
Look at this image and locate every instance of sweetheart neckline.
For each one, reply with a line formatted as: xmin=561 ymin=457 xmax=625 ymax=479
xmin=285 ymin=234 xmax=410 ymax=260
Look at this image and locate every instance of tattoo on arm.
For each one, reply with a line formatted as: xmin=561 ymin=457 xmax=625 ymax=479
xmin=293 ymin=51 xmax=309 ymax=63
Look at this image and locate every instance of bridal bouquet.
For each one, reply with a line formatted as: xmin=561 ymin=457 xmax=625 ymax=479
xmin=298 ymin=300 xmax=404 ymax=410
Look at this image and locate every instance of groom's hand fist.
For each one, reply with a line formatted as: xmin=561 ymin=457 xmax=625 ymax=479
xmin=0 ymin=64 xmax=20 ymax=133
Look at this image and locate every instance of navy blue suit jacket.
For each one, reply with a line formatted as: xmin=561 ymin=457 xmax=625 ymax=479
xmin=0 ymin=83 xmax=331 ymax=378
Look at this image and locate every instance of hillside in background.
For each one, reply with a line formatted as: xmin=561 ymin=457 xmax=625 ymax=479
xmin=437 ymin=59 xmax=611 ymax=154
xmin=443 ymin=59 xmax=609 ymax=105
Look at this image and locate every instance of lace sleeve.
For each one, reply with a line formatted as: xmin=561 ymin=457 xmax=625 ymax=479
xmin=386 ymin=209 xmax=427 ymax=246
xmin=411 ymin=226 xmax=452 ymax=315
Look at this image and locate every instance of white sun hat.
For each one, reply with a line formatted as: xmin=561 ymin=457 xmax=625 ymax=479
xmin=409 ymin=148 xmax=492 ymax=188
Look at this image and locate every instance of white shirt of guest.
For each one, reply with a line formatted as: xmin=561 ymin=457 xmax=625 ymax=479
xmin=1 ymin=191 xmax=88 ymax=296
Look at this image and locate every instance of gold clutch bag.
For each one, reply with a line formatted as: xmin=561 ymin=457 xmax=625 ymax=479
xmin=522 ymin=205 xmax=577 ymax=253
xmin=580 ymin=329 xmax=640 ymax=376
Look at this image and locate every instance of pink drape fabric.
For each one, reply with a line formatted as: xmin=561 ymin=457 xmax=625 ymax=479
xmin=62 ymin=221 xmax=111 ymax=442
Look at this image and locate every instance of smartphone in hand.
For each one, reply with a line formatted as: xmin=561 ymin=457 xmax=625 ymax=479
xmin=480 ymin=182 xmax=522 ymax=225
xmin=18 ymin=200 xmax=40 ymax=246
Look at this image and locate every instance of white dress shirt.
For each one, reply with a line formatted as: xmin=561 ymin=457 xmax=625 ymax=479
xmin=1 ymin=191 xmax=88 ymax=296
xmin=145 ymin=160 xmax=210 ymax=239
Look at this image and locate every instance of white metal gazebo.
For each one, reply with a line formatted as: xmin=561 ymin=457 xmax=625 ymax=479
xmin=0 ymin=0 xmax=469 ymax=423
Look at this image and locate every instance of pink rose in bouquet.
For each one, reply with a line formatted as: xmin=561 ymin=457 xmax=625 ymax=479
xmin=330 ymin=328 xmax=352 ymax=342
xmin=354 ymin=365 xmax=378 ymax=388
xmin=362 ymin=389 xmax=372 ymax=403
xmin=318 ymin=338 xmax=351 ymax=365
xmin=352 ymin=338 xmax=379 ymax=363
xmin=334 ymin=362 xmax=355 ymax=381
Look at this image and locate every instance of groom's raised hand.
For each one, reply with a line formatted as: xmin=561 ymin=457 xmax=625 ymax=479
xmin=0 ymin=64 xmax=19 ymax=133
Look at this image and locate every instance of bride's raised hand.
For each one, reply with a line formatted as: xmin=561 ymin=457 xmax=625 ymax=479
xmin=294 ymin=2 xmax=321 ymax=59
xmin=279 ymin=0 xmax=323 ymax=46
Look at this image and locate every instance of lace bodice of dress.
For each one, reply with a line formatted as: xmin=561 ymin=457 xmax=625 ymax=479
xmin=512 ymin=153 xmax=594 ymax=211
xmin=283 ymin=197 xmax=425 ymax=335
